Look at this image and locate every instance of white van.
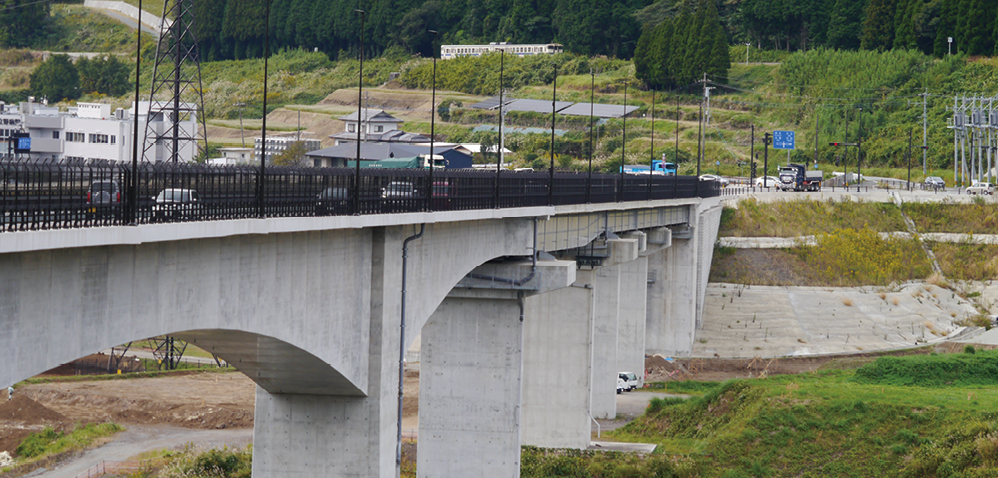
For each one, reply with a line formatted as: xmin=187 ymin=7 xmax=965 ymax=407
xmin=618 ymin=372 xmax=639 ymax=392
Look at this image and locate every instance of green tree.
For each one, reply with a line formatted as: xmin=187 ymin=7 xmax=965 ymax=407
xmin=827 ymin=0 xmax=867 ymax=49
xmin=861 ymin=0 xmax=897 ymax=50
xmin=29 ymin=55 xmax=79 ymax=103
xmin=0 ymin=0 xmax=49 ymax=47
xmin=933 ymin=0 xmax=956 ymax=56
xmin=77 ymin=55 xmax=130 ymax=97
xmin=272 ymin=141 xmax=311 ymax=167
xmin=963 ymin=0 xmax=998 ymax=55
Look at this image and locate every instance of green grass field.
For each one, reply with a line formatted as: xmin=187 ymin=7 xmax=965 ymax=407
xmin=518 ymin=350 xmax=998 ymax=477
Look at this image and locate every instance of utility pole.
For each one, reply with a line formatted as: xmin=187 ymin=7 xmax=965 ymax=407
xmin=907 ymin=129 xmax=912 ymax=191
xmin=813 ymin=106 xmax=819 ymax=169
xmin=750 ymin=124 xmax=755 ymax=185
xmin=921 ymin=88 xmax=928 ymax=175
xmin=857 ymin=107 xmax=863 ymax=193
xmin=763 ymin=132 xmax=771 ymax=190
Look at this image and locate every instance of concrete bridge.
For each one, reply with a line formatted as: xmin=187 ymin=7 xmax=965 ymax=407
xmin=0 ymin=197 xmax=722 ymax=477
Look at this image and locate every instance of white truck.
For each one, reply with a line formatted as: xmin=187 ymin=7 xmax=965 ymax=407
xmin=618 ymin=371 xmax=639 ymax=392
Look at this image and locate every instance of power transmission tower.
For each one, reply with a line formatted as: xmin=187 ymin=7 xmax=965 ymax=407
xmin=142 ymin=0 xmax=208 ymax=163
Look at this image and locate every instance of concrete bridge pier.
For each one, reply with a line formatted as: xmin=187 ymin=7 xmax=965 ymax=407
xmin=646 ymin=225 xmax=698 ymax=357
xmin=580 ymin=237 xmax=640 ymax=419
xmin=618 ymin=234 xmax=649 ymax=388
xmin=520 ymin=281 xmax=594 ymax=449
xmin=418 ymin=260 xmax=575 ymax=477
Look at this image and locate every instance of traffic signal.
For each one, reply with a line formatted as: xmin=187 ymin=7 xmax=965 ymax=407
xmin=829 ymin=142 xmax=842 ymax=146
xmin=751 ymin=162 xmax=757 ymax=177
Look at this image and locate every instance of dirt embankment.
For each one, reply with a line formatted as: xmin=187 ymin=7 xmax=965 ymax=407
xmin=644 ymin=342 xmax=996 ymax=383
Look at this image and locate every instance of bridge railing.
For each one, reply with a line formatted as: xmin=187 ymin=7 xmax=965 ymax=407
xmin=0 ymin=159 xmax=718 ymax=232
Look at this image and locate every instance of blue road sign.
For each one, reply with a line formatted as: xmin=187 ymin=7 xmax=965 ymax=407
xmin=773 ymin=130 xmax=795 ymax=150
xmin=15 ymin=137 xmax=31 ymax=153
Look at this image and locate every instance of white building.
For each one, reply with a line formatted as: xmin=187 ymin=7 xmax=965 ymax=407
xmin=330 ymin=108 xmax=429 ymax=146
xmin=440 ymin=42 xmax=563 ymax=60
xmin=11 ymin=100 xmax=200 ymax=163
xmin=212 ymin=146 xmax=255 ymax=165
xmin=254 ymin=134 xmax=322 ymax=165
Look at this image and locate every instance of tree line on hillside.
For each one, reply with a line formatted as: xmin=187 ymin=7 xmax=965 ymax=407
xmin=4 ymin=0 xmax=997 ymax=63
xmin=633 ymin=0 xmax=730 ymax=89
xmin=191 ymin=0 xmax=647 ymax=62
xmin=0 ymin=0 xmax=50 ymax=48
xmin=29 ymin=55 xmax=131 ymax=103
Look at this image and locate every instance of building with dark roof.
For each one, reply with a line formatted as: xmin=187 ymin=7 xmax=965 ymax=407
xmin=306 ymin=142 xmax=472 ymax=169
xmin=330 ymin=108 xmax=430 ymax=145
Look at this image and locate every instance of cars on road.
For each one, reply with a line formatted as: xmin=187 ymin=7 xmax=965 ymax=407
xmin=924 ymin=176 xmax=946 ymax=189
xmin=152 ymin=188 xmax=201 ymax=221
xmin=754 ymin=176 xmax=781 ymax=189
xmin=87 ymin=180 xmax=122 ymax=219
xmin=967 ymin=182 xmax=993 ymax=195
xmin=699 ymin=174 xmax=729 ymax=187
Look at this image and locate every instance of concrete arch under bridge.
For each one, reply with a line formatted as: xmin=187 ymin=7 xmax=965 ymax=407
xmin=0 ymin=198 xmax=721 ymax=477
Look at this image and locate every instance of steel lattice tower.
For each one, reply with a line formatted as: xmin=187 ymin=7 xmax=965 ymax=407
xmin=142 ymin=0 xmax=208 ymax=163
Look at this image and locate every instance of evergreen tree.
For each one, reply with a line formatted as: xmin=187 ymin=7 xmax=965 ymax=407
xmin=933 ymin=0 xmax=956 ymax=56
xmin=651 ymin=19 xmax=676 ymax=87
xmin=633 ymin=25 xmax=654 ymax=84
xmin=963 ymin=0 xmax=998 ymax=55
xmin=861 ymin=0 xmax=898 ymax=50
xmin=893 ymin=0 xmax=917 ymax=50
xmin=827 ymin=0 xmax=867 ymax=49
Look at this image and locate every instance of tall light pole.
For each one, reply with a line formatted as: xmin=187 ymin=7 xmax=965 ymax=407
xmin=258 ymin=0 xmax=272 ymax=218
xmin=129 ymin=0 xmax=143 ymax=225
xmin=495 ymin=48 xmax=504 ymax=208
xmin=235 ymin=102 xmax=246 ymax=147
xmin=648 ymin=90 xmax=655 ymax=200
xmin=353 ymin=8 xmax=365 ymax=215
xmin=428 ymin=29 xmax=438 ymax=211
xmin=619 ymin=79 xmax=627 ymax=202
xmin=549 ymin=62 xmax=557 ymax=206
xmin=745 ymin=42 xmax=750 ymax=64
xmin=587 ymin=68 xmax=596 ymax=203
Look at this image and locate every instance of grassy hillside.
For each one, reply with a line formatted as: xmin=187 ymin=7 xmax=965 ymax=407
xmin=580 ymin=350 xmax=998 ymax=478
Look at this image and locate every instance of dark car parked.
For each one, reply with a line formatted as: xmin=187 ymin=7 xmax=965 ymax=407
xmin=315 ymin=187 xmax=349 ymax=216
xmin=87 ymin=180 xmax=122 ymax=219
xmin=152 ymin=188 xmax=201 ymax=221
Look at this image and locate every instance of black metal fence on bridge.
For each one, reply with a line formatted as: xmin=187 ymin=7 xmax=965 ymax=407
xmin=0 ymin=159 xmax=719 ymax=233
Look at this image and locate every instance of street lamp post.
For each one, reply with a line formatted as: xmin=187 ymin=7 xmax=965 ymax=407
xmin=619 ymin=80 xmax=627 ymax=202
xmin=745 ymin=42 xmax=750 ymax=64
xmin=648 ymin=90 xmax=655 ymax=200
xmin=948 ymin=37 xmax=953 ymax=56
xmin=588 ymin=68 xmax=596 ymax=203
xmin=428 ymin=29 xmax=438 ymax=211
xmin=258 ymin=0 xmax=272 ymax=218
xmin=129 ymin=0 xmax=142 ymax=225
xmin=235 ymin=102 xmax=246 ymax=147
xmin=549 ymin=63 xmax=557 ymax=206
xmin=495 ymin=48 xmax=504 ymax=208
xmin=353 ymin=9 xmax=366 ymax=215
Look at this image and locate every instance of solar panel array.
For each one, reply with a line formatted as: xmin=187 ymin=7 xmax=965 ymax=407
xmin=470 ymin=97 xmax=639 ymax=118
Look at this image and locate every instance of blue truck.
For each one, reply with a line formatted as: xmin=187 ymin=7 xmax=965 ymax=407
xmin=621 ymin=160 xmax=677 ymax=176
